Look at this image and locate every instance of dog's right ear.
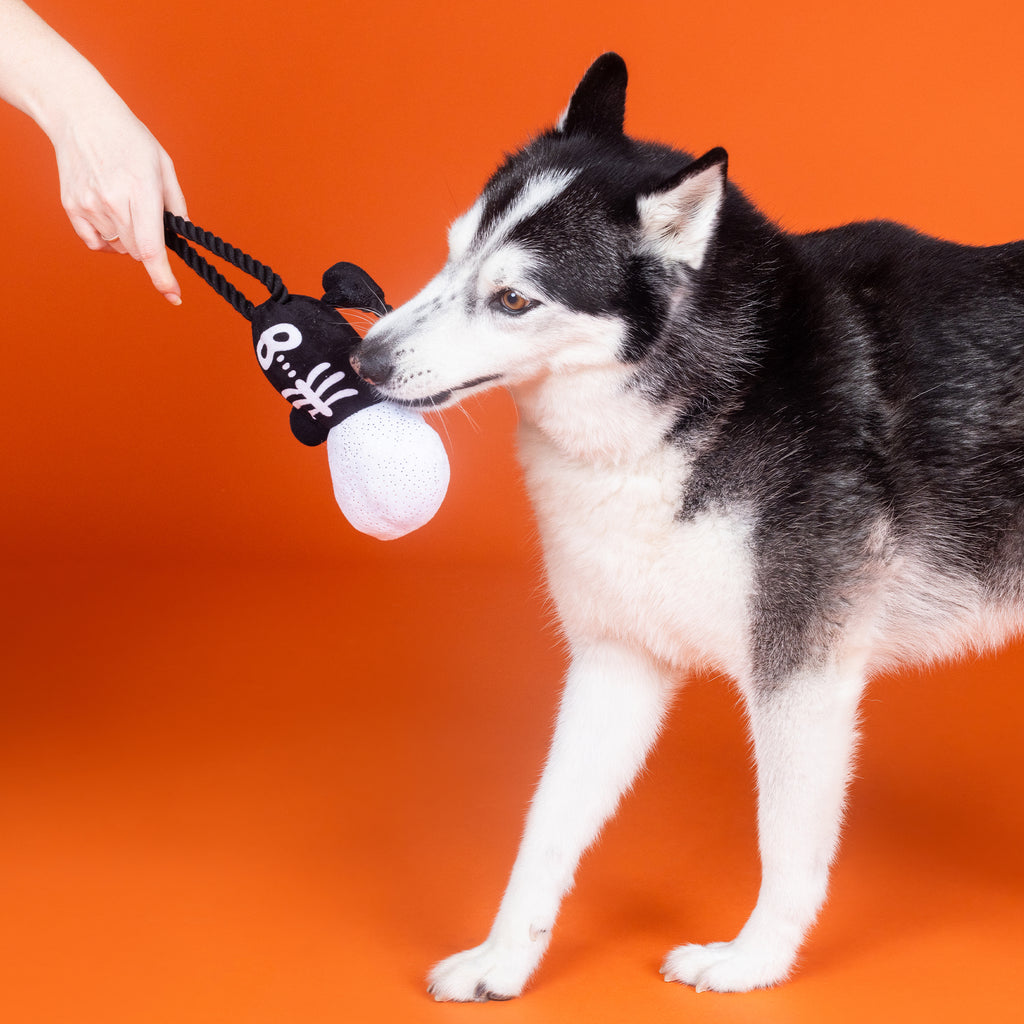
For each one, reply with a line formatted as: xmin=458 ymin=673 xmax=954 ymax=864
xmin=557 ymin=52 xmax=628 ymax=139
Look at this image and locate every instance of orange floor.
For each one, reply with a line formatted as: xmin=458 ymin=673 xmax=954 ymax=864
xmin=2 ymin=561 xmax=1022 ymax=1024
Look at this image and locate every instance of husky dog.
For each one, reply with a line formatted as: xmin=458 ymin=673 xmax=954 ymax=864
xmin=352 ymin=53 xmax=1024 ymax=1001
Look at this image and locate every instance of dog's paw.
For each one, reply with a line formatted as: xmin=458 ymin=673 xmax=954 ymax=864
xmin=427 ymin=935 xmax=548 ymax=1003
xmin=660 ymin=939 xmax=794 ymax=993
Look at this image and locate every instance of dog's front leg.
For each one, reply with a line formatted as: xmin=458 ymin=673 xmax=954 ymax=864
xmin=427 ymin=640 xmax=674 ymax=1002
xmin=662 ymin=665 xmax=866 ymax=992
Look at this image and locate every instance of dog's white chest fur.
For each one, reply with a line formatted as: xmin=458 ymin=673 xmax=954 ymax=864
xmin=515 ymin=369 xmax=753 ymax=679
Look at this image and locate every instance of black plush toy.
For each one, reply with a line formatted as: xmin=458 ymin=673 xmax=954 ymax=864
xmin=164 ymin=214 xmax=449 ymax=540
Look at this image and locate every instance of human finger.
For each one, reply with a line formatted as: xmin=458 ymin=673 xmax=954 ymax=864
xmin=140 ymin=245 xmax=181 ymax=304
xmin=99 ymin=230 xmax=129 ymax=255
xmin=68 ymin=211 xmax=122 ymax=253
xmin=131 ymin=191 xmax=182 ymax=304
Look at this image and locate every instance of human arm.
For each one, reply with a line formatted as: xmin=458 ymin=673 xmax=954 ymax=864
xmin=0 ymin=0 xmax=187 ymax=303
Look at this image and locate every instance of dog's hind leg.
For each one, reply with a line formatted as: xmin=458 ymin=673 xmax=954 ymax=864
xmin=662 ymin=662 xmax=867 ymax=992
xmin=427 ymin=640 xmax=675 ymax=1002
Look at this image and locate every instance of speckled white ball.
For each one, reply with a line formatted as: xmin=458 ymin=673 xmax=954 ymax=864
xmin=326 ymin=403 xmax=449 ymax=540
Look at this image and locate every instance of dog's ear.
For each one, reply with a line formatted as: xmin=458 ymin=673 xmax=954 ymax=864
xmin=557 ymin=52 xmax=628 ymax=138
xmin=637 ymin=147 xmax=728 ymax=270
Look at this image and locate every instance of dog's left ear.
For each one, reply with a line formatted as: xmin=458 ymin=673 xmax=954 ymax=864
xmin=638 ymin=147 xmax=728 ymax=270
xmin=557 ymin=52 xmax=628 ymax=139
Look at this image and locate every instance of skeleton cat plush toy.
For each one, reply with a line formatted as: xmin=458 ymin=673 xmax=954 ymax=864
xmin=164 ymin=214 xmax=449 ymax=540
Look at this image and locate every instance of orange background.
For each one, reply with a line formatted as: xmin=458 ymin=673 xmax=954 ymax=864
xmin=1 ymin=1 xmax=1023 ymax=1021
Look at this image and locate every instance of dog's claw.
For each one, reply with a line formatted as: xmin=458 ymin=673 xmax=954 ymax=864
xmin=427 ymin=936 xmax=546 ymax=1002
xmin=661 ymin=938 xmax=795 ymax=993
xmin=474 ymin=982 xmax=514 ymax=1001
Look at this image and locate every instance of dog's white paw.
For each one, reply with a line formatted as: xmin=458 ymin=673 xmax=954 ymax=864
xmin=660 ymin=938 xmax=794 ymax=993
xmin=427 ymin=935 xmax=548 ymax=1003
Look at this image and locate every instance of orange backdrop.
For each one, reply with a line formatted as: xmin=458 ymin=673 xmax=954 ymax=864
xmin=1 ymin=1 xmax=1022 ymax=1022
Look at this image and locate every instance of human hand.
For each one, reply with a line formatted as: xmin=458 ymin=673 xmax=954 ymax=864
xmin=50 ymin=94 xmax=188 ymax=304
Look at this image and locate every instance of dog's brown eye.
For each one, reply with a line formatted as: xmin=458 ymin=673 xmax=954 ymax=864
xmin=499 ymin=289 xmax=532 ymax=313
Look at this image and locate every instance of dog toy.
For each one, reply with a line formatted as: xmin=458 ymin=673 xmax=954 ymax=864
xmin=163 ymin=213 xmax=449 ymax=541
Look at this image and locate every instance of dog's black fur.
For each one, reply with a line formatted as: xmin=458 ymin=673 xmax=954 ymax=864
xmin=680 ymin=190 xmax=1024 ymax=680
xmin=491 ymin=57 xmax=1024 ymax=684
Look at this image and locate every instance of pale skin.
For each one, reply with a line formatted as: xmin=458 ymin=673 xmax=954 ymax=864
xmin=0 ymin=0 xmax=187 ymax=303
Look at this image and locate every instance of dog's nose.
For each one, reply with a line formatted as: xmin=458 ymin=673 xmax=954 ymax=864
xmin=350 ymin=339 xmax=394 ymax=387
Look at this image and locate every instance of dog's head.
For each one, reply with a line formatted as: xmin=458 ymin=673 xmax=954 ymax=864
xmin=352 ymin=53 xmax=729 ymax=410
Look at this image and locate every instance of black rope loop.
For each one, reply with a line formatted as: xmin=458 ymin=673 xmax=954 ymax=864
xmin=163 ymin=212 xmax=289 ymax=321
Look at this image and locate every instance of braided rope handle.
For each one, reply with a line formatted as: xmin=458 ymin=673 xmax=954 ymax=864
xmin=163 ymin=212 xmax=288 ymax=320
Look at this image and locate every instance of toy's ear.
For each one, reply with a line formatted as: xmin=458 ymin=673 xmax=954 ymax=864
xmin=322 ymin=262 xmax=390 ymax=314
xmin=557 ymin=52 xmax=628 ymax=139
xmin=638 ymin=147 xmax=728 ymax=270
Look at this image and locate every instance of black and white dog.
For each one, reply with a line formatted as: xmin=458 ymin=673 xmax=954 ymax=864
xmin=353 ymin=53 xmax=1024 ymax=1001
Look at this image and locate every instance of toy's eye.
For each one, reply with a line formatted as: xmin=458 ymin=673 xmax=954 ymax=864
xmin=498 ymin=288 xmax=533 ymax=314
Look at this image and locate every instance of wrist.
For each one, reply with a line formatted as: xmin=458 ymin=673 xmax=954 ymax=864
xmin=30 ymin=62 xmax=118 ymax=142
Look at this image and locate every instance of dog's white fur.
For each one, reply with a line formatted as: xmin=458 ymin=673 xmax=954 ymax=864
xmin=363 ymin=171 xmax=863 ymax=995
xmin=356 ymin=86 xmax=1022 ymax=1001
xmin=419 ymin=364 xmax=860 ymax=998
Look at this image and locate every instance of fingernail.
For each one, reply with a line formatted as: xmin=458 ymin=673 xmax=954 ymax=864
xmin=166 ymin=293 xmax=182 ymax=306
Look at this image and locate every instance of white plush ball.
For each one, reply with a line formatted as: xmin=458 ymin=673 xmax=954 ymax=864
xmin=326 ymin=403 xmax=449 ymax=541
